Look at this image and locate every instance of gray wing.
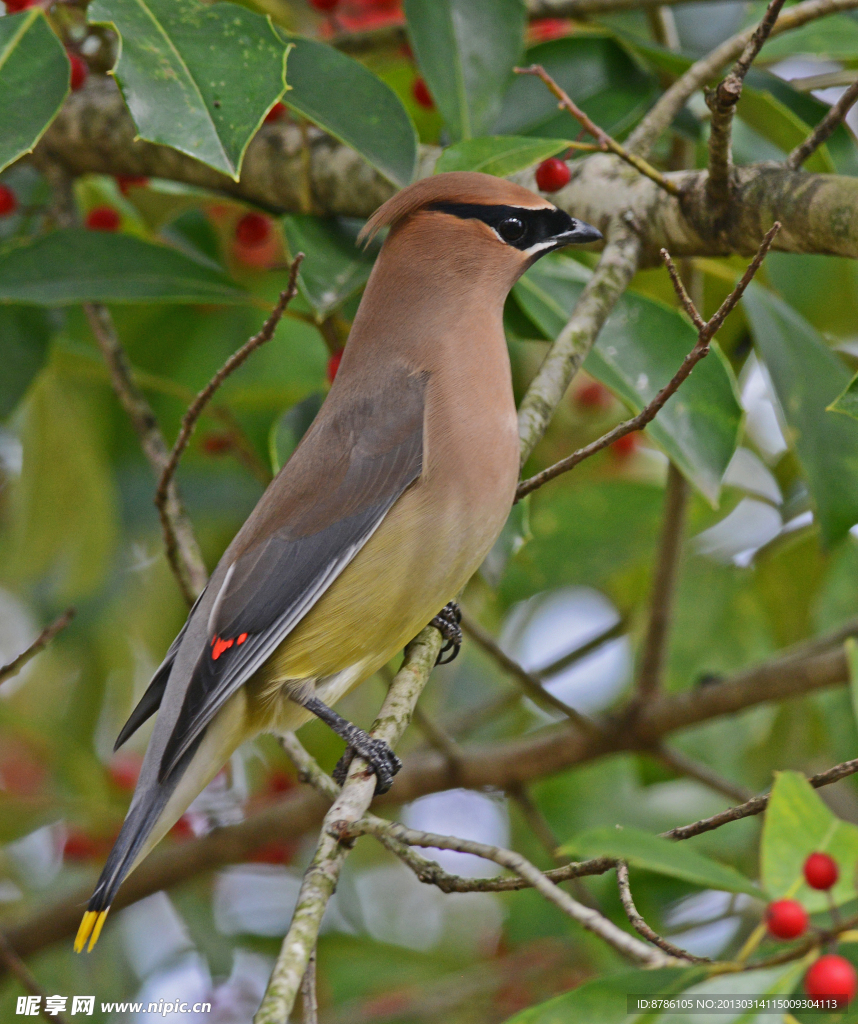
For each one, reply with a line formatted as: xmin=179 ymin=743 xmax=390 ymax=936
xmin=157 ymin=364 xmax=429 ymax=780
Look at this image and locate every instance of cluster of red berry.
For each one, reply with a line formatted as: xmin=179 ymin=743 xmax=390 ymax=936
xmin=765 ymin=852 xmax=857 ymax=1004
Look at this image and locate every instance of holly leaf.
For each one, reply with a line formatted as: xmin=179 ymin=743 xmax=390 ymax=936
xmin=88 ymin=0 xmax=289 ymax=179
xmin=514 ymin=254 xmax=742 ymax=504
xmin=744 ymin=284 xmax=858 ymax=545
xmin=277 ymin=34 xmax=418 ymax=188
xmin=0 ymin=229 xmax=249 ymax=305
xmin=404 ymin=0 xmax=526 ymax=141
xmin=561 ymin=825 xmax=762 ymax=896
xmin=434 ymin=136 xmax=570 ymax=177
xmin=0 ymin=10 xmax=70 ymax=173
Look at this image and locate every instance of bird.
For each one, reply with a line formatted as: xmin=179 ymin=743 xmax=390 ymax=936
xmin=74 ymin=171 xmax=601 ymax=953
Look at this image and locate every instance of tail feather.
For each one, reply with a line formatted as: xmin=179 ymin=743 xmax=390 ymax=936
xmin=76 ymin=691 xmax=247 ymax=952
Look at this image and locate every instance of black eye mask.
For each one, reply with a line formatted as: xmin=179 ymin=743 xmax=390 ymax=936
xmin=427 ymin=202 xmax=602 ymax=252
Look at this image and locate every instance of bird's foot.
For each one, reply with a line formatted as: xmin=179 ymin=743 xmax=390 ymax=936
xmin=430 ymin=601 xmax=462 ymax=665
xmin=332 ymin=732 xmax=402 ymax=795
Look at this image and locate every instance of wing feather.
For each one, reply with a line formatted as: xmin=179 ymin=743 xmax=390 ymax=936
xmin=157 ymin=365 xmax=428 ymax=780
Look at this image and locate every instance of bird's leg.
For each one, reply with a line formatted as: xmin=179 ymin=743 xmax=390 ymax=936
xmin=296 ymin=694 xmax=402 ymax=795
xmin=430 ymin=601 xmax=462 ymax=665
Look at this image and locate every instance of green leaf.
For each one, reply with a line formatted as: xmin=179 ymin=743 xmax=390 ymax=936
xmin=434 ymin=136 xmax=570 ymax=177
xmin=277 ymin=35 xmax=417 ymax=187
xmin=560 ymin=825 xmax=762 ymax=896
xmin=829 ymin=369 xmax=858 ymax=421
xmin=281 ymin=216 xmax=378 ymax=317
xmin=88 ymin=0 xmax=289 ymax=179
xmin=404 ymin=0 xmax=526 ymax=141
xmin=0 ymin=10 xmax=70 ymax=173
xmin=761 ymin=770 xmax=858 ymax=911
xmin=514 ymin=254 xmax=742 ymax=503
xmin=502 ymin=967 xmax=705 ymax=1024
xmin=494 ymin=34 xmax=658 ymax=140
xmin=0 ymin=306 xmax=53 ymax=418
xmin=743 ymin=284 xmax=858 ymax=545
xmin=2 ymin=364 xmax=118 ymax=600
xmin=759 ymin=13 xmax=858 ymax=61
xmin=737 ymin=87 xmax=835 ymax=174
xmin=269 ymin=391 xmax=324 ymax=474
xmin=0 ymin=229 xmax=249 ymax=305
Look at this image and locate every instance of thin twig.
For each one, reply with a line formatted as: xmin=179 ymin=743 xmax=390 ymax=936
xmin=654 ymin=745 xmax=754 ymax=804
xmin=515 ymin=65 xmax=680 ymax=196
xmin=636 ymin=463 xmax=688 ymax=700
xmin=787 ymin=77 xmax=858 ymax=169
xmin=84 ymin=304 xmax=209 ymax=606
xmin=0 ymin=933 xmax=69 ymax=1024
xmin=706 ymin=0 xmax=787 ymax=208
xmin=411 ymin=707 xmax=464 ymax=771
xmin=301 ymin=948 xmax=318 ymax=1024
xmin=155 ymin=255 xmax=304 ymax=569
xmin=460 ymin=612 xmax=602 ymax=734
xmin=0 ymin=610 xmax=74 ymax=688
xmin=343 ymin=818 xmax=677 ymax=967
xmin=516 ymin=222 xmax=781 ymax=500
xmin=616 ymin=861 xmax=709 ymax=962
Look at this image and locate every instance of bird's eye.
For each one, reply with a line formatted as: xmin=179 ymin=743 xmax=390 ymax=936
xmin=498 ymin=217 xmax=526 ymax=243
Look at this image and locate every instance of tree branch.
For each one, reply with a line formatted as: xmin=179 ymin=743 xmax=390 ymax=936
xmin=706 ymin=0 xmax=787 ymax=211
xmin=615 ymin=861 xmax=708 ymax=962
xmin=636 ymin=463 xmax=688 ymax=700
xmin=653 ymin=745 xmax=754 ymax=804
xmin=253 ymin=627 xmax=443 ymax=1024
xmin=0 ymin=610 xmax=74 ymax=689
xmin=460 ymin=611 xmax=601 ymax=733
xmin=344 ymin=818 xmax=677 ymax=967
xmin=787 ymin=76 xmax=858 ymax=169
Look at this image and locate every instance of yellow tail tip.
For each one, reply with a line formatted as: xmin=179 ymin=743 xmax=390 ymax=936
xmin=74 ymin=909 xmax=109 ymax=953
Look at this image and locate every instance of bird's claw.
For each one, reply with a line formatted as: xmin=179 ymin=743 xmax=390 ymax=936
xmin=430 ymin=601 xmax=462 ymax=665
xmin=332 ymin=737 xmax=402 ymax=795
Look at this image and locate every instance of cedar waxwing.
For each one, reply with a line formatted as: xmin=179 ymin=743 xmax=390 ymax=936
xmin=75 ymin=171 xmax=601 ymax=953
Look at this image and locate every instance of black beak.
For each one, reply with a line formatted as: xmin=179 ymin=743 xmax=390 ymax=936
xmin=552 ymin=219 xmax=602 ymax=249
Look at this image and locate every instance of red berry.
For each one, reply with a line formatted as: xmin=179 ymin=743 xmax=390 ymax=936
xmin=264 ymin=101 xmax=287 ymax=124
xmin=575 ymin=381 xmax=612 ymax=411
xmin=249 ymin=839 xmax=297 ymax=864
xmin=327 ymin=349 xmax=343 ymax=383
xmin=805 ymin=954 xmax=857 ymax=1006
xmin=85 ymin=206 xmax=120 ymax=232
xmin=201 ymin=432 xmax=232 ymax=455
xmin=266 ymin=770 xmax=296 ymax=796
xmin=765 ymin=899 xmax=808 ymax=939
xmin=529 ymin=18 xmax=570 ymax=42
xmin=4 ymin=0 xmax=40 ymax=12
xmin=108 ymin=752 xmax=142 ymax=792
xmin=67 ymin=51 xmax=89 ymax=92
xmin=235 ymin=212 xmax=271 ymax=247
xmin=610 ymin=432 xmax=638 ymax=460
xmin=804 ymin=852 xmax=839 ymax=890
xmin=64 ymin=829 xmax=99 ymax=861
xmin=0 ymin=184 xmax=17 ymax=217
xmin=309 ymin=0 xmax=339 ymax=10
xmin=535 ymin=157 xmax=571 ymax=193
xmin=412 ymin=77 xmax=434 ymax=110
xmin=115 ymin=174 xmax=148 ymax=195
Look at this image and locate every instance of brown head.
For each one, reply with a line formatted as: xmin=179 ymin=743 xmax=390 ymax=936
xmin=358 ymin=172 xmax=601 ymax=290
